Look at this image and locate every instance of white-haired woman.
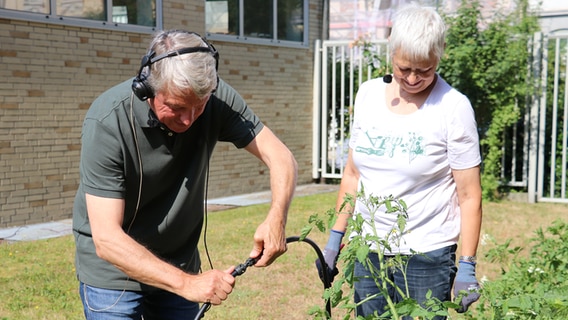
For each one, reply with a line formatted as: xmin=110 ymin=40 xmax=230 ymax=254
xmin=317 ymin=4 xmax=482 ymax=319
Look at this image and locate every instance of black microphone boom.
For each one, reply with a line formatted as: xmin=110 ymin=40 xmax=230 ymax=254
xmin=147 ymin=119 xmax=160 ymax=128
xmin=147 ymin=109 xmax=160 ymax=128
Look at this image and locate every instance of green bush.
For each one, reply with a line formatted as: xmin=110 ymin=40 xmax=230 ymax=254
xmin=470 ymin=220 xmax=568 ymax=319
xmin=303 ymin=189 xmax=459 ymax=319
xmin=438 ymin=0 xmax=540 ymax=200
xmin=304 ymin=190 xmax=568 ymax=319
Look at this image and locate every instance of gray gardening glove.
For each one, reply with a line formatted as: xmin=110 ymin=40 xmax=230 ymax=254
xmin=315 ymin=229 xmax=344 ymax=283
xmin=454 ymin=261 xmax=481 ymax=313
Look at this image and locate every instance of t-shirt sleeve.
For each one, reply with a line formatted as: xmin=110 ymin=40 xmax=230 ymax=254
xmin=446 ymin=95 xmax=482 ymax=170
xmin=212 ymin=79 xmax=264 ymax=148
xmin=80 ymin=117 xmax=126 ymax=199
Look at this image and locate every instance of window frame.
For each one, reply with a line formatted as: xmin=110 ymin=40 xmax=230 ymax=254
xmin=206 ymin=0 xmax=309 ymax=48
xmin=0 ymin=0 xmax=162 ymax=34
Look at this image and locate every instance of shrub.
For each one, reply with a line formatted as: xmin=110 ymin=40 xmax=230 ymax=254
xmin=304 ymin=190 xmax=568 ymax=319
xmin=302 ymin=188 xmax=458 ymax=319
xmin=470 ymin=220 xmax=568 ymax=319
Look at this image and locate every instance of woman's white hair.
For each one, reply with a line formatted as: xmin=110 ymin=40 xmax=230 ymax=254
xmin=389 ymin=4 xmax=446 ymax=63
xmin=146 ymin=30 xmax=218 ymax=99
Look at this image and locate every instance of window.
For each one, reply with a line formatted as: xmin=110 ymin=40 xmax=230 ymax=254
xmin=206 ymin=0 xmax=308 ymax=47
xmin=0 ymin=0 xmax=160 ymax=32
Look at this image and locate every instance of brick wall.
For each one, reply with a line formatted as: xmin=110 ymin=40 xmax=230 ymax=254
xmin=0 ymin=0 xmax=322 ymax=228
xmin=207 ymin=44 xmax=316 ymax=197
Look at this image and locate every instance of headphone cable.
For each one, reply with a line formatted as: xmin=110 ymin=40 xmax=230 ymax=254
xmin=202 ymin=157 xmax=214 ymax=271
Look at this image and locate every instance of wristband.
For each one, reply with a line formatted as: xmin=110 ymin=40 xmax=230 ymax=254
xmin=330 ymin=229 xmax=345 ymax=236
xmin=459 ymin=255 xmax=477 ymax=264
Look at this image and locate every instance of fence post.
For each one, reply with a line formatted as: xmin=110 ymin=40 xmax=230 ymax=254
xmin=528 ymin=32 xmax=542 ymax=203
xmin=312 ymin=39 xmax=323 ymax=180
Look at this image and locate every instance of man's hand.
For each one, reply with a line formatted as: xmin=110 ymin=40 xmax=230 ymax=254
xmin=315 ymin=230 xmax=344 ymax=283
xmin=181 ymin=267 xmax=236 ymax=305
xmin=249 ymin=214 xmax=287 ymax=267
xmin=454 ymin=261 xmax=481 ymax=313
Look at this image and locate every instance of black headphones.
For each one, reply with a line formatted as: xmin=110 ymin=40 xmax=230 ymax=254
xmin=131 ymin=32 xmax=219 ymax=101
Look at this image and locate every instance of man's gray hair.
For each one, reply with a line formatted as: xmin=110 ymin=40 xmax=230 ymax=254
xmin=146 ymin=30 xmax=218 ymax=99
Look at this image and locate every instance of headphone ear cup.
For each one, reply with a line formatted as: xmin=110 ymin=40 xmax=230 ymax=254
xmin=131 ymin=71 xmax=154 ymax=101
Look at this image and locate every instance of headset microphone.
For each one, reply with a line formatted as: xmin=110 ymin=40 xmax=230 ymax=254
xmin=147 ymin=109 xmax=160 ymax=128
xmin=147 ymin=119 xmax=160 ymax=128
xmin=383 ymin=74 xmax=393 ymax=83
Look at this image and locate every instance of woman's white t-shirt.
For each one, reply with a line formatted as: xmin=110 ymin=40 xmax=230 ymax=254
xmin=349 ymin=75 xmax=481 ymax=254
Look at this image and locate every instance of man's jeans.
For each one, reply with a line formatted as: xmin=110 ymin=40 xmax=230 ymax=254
xmin=80 ymin=282 xmax=199 ymax=320
xmin=354 ymin=244 xmax=457 ymax=320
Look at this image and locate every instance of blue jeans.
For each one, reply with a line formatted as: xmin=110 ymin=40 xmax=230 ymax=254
xmin=79 ymin=282 xmax=199 ymax=320
xmin=354 ymin=244 xmax=457 ymax=320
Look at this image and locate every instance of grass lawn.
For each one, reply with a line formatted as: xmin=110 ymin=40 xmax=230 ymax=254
xmin=0 ymin=191 xmax=567 ymax=319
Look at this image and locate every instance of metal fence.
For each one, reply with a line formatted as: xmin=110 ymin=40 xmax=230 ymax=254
xmin=312 ymin=39 xmax=389 ymax=180
xmin=531 ymin=31 xmax=568 ymax=203
xmin=312 ymin=32 xmax=568 ymax=204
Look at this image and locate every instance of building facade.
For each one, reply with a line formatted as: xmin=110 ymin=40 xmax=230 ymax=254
xmin=0 ymin=0 xmax=324 ymax=227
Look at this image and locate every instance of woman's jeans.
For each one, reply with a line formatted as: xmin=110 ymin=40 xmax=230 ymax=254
xmin=354 ymin=244 xmax=457 ymax=320
xmin=79 ymin=282 xmax=199 ymax=320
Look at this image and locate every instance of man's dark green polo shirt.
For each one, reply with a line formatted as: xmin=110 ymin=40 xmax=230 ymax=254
xmin=73 ymin=78 xmax=263 ymax=291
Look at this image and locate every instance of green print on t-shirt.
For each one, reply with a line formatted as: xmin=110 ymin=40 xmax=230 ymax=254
xmin=356 ymin=131 xmax=424 ymax=163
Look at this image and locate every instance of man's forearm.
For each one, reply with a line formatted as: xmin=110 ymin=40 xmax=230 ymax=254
xmin=93 ymin=227 xmax=188 ymax=293
xmin=268 ymin=150 xmax=297 ymax=219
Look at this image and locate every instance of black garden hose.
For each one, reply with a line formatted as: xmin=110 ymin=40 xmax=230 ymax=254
xmin=286 ymin=235 xmax=333 ymax=317
xmin=194 ymin=236 xmax=333 ymax=319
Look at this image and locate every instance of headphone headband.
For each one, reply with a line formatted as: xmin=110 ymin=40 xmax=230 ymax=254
xmin=132 ymin=35 xmax=219 ymax=101
xmin=142 ymin=46 xmax=219 ymax=69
